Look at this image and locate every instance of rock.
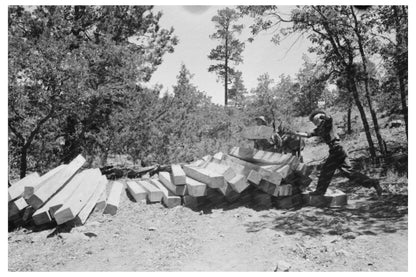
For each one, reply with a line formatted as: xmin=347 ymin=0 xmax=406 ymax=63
xmin=274 ymin=260 xmax=291 ymax=272
xmin=60 ymin=232 xmax=89 ymax=243
xmin=342 ymin=232 xmax=357 ymax=240
xmin=148 ymin=227 xmax=157 ymax=231
xmin=85 ymin=221 xmax=101 ymax=227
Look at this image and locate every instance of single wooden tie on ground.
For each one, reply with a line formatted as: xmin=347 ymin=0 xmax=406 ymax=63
xmin=171 ymin=164 xmax=186 ymax=185
xmin=159 ymin=171 xmax=187 ymax=196
xmin=8 ymin=172 xmax=40 ymax=202
xmin=54 ymin=169 xmax=102 ymax=224
xmin=23 ymin=165 xmax=66 ymax=200
xmin=241 ymin=125 xmax=274 ymax=139
xmin=126 ymin=180 xmax=147 ymax=202
xmin=149 ymin=179 xmax=181 ymax=208
xmin=138 ymin=180 xmax=163 ymax=202
xmin=103 ymin=181 xmax=124 ymax=216
xmin=27 ymin=155 xmax=86 ymax=209
xmin=182 ymin=165 xmax=224 ymax=189
xmin=303 ymin=189 xmax=348 ymax=207
xmin=72 ymin=176 xmax=108 ymax=226
xmin=32 ymin=170 xmax=91 ymax=225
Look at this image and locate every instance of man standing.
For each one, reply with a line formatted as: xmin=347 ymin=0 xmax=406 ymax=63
xmin=288 ymin=110 xmax=383 ymax=197
xmin=253 ymin=116 xmax=282 ymax=152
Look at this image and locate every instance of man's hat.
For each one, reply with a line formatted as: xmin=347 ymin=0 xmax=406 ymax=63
xmin=309 ymin=110 xmax=326 ymax=122
xmin=254 ymin=116 xmax=267 ymax=124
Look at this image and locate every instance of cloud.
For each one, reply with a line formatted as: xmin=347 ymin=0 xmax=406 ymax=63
xmin=182 ymin=6 xmax=211 ymax=15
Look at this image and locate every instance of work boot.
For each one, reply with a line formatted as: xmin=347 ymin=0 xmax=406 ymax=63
xmin=372 ymin=180 xmax=383 ymax=197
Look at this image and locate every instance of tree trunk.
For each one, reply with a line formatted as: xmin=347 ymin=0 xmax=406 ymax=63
xmin=347 ymin=98 xmax=352 ymax=134
xmin=348 ymin=74 xmax=376 ymax=158
xmin=393 ymin=6 xmax=408 ymax=138
xmin=224 ymin=33 xmax=229 ymax=106
xmin=20 ymin=146 xmax=28 ymax=179
xmin=350 ymin=6 xmax=386 ymax=156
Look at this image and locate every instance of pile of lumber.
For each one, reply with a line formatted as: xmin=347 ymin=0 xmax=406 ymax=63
xmin=8 ymin=154 xmax=110 ymax=227
xmin=9 ymin=146 xmax=347 ymax=229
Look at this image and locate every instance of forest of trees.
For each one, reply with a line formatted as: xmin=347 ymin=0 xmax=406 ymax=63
xmin=8 ymin=5 xmax=408 ymax=178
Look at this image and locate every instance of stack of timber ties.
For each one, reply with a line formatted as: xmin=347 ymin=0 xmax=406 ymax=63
xmin=8 ymin=146 xmax=348 ymax=229
xmin=8 ymin=154 xmax=113 ymax=228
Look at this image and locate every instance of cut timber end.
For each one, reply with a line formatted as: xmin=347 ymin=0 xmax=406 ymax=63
xmin=149 ymin=179 xmax=181 ymax=208
xmin=8 ymin=172 xmax=40 ymax=202
xmin=228 ymin=174 xmax=249 ymax=193
xmin=212 ymin=151 xmax=225 ymax=162
xmin=32 ymin=209 xmax=52 ymax=226
xmin=126 ymin=180 xmax=147 ymax=202
xmin=171 ymin=164 xmax=186 ymax=185
xmin=95 ymin=189 xmax=107 ymax=212
xmin=138 ymin=180 xmax=163 ymax=202
xmin=159 ymin=171 xmax=186 ymax=196
xmin=8 ymin=198 xmax=28 ymax=219
xmin=247 ymin=170 xmax=262 ymax=185
xmin=54 ymin=208 xmax=75 ymax=225
xmin=185 ymin=177 xmax=207 ymax=197
xmin=103 ymin=181 xmax=124 ymax=216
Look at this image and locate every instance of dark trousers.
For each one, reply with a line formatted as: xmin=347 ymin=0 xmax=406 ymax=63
xmin=315 ymin=145 xmax=375 ymax=194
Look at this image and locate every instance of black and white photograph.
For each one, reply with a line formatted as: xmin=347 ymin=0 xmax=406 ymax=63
xmin=6 ymin=1 xmax=411 ymax=272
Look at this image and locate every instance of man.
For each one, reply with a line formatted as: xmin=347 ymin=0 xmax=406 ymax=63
xmin=253 ymin=116 xmax=282 ymax=152
xmin=288 ymin=110 xmax=383 ymax=196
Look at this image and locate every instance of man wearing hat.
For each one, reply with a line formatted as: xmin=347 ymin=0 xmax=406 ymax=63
xmin=253 ymin=116 xmax=282 ymax=152
xmin=287 ymin=110 xmax=383 ymax=197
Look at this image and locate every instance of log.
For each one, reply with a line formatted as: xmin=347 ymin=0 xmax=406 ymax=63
xmin=54 ymin=169 xmax=102 ymax=224
xmin=32 ymin=170 xmax=91 ymax=225
xmin=149 ymin=179 xmax=181 ymax=208
xmin=277 ymin=184 xmax=293 ymax=197
xmin=27 ymin=155 xmax=86 ymax=209
xmin=171 ymin=164 xmax=186 ymax=185
xmin=23 ymin=165 xmax=66 ymax=199
xmin=159 ymin=171 xmax=187 ymax=196
xmin=241 ymin=125 xmax=274 ymax=139
xmin=72 ymin=176 xmax=107 ymax=226
xmin=185 ymin=177 xmax=207 ymax=197
xmin=103 ymin=181 xmax=124 ymax=216
xmin=126 ymin=180 xmax=147 ymax=202
xmin=182 ymin=165 xmax=224 ymax=189
xmin=182 ymin=195 xmax=199 ymax=209
xmin=8 ymin=172 xmax=40 ymax=202
xmin=138 ymin=180 xmax=163 ymax=202
xmin=8 ymin=197 xmax=28 ymax=219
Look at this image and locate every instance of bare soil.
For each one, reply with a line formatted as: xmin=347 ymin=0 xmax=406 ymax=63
xmin=8 ymin=174 xmax=408 ymax=271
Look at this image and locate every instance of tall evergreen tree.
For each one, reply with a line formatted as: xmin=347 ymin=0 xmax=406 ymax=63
xmin=208 ymin=7 xmax=245 ymax=106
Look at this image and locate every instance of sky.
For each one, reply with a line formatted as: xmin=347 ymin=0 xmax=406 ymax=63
xmin=148 ymin=5 xmax=315 ymax=105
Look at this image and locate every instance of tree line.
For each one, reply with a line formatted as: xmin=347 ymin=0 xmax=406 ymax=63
xmin=8 ymin=5 xmax=407 ymax=178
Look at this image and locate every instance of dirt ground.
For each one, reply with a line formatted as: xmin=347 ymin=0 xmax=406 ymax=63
xmin=8 ymin=174 xmax=408 ymax=272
